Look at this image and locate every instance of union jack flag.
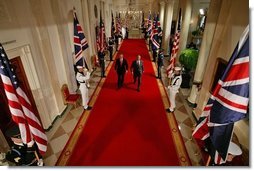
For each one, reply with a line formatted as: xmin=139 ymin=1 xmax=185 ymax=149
xmin=166 ymin=8 xmax=182 ymax=77
xmin=192 ymin=26 xmax=249 ymax=165
xmin=73 ymin=8 xmax=89 ymax=68
xmin=146 ymin=12 xmax=152 ymax=37
xmin=0 ymin=44 xmax=47 ymax=155
xmin=150 ymin=14 xmax=160 ymax=50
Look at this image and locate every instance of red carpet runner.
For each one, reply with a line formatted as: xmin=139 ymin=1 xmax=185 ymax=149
xmin=60 ymin=39 xmax=185 ymax=166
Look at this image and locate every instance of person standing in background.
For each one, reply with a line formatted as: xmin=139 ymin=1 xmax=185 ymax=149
xmin=108 ymin=37 xmax=114 ymax=61
xmin=115 ymin=33 xmax=119 ymax=51
xmin=125 ymin=27 xmax=129 ymax=39
xmin=157 ymin=49 xmax=164 ymax=79
xmin=98 ymin=51 xmax=106 ymax=77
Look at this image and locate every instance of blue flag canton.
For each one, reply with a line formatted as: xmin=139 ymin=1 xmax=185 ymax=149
xmin=0 ymin=44 xmax=19 ymax=89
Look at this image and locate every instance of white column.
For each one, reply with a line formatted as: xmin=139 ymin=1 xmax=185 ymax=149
xmin=163 ymin=0 xmax=175 ymax=55
xmin=187 ymin=0 xmax=222 ymax=105
xmin=159 ymin=1 xmax=166 ymax=29
xmin=81 ymin=0 xmax=97 ymax=66
xmin=178 ymin=0 xmax=192 ymax=55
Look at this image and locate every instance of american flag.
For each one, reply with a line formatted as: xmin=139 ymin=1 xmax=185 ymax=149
xmin=150 ymin=14 xmax=160 ymax=50
xmin=116 ymin=13 xmax=122 ymax=38
xmin=166 ymin=8 xmax=182 ymax=77
xmin=146 ymin=12 xmax=152 ymax=37
xmin=97 ymin=12 xmax=107 ymax=53
xmin=0 ymin=44 xmax=47 ymax=155
xmin=192 ymin=26 xmax=249 ymax=164
xmin=111 ymin=12 xmax=116 ymax=37
xmin=73 ymin=8 xmax=89 ymax=68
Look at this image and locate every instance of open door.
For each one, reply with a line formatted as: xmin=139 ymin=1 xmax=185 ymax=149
xmin=0 ymin=56 xmax=41 ymax=146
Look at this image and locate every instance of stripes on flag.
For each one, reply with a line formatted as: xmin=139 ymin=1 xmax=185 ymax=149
xmin=166 ymin=9 xmax=182 ymax=77
xmin=97 ymin=12 xmax=107 ymax=53
xmin=73 ymin=8 xmax=89 ymax=67
xmin=150 ymin=15 xmax=160 ymax=50
xmin=192 ymin=25 xmax=249 ymax=165
xmin=0 ymin=44 xmax=47 ymax=155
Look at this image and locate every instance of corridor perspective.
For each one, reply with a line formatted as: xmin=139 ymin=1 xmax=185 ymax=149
xmin=0 ymin=0 xmax=249 ymax=167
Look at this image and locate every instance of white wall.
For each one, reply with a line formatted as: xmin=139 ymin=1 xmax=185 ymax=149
xmin=0 ymin=0 xmax=113 ymax=129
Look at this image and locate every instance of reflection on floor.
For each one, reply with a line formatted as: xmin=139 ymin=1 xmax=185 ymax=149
xmin=43 ymin=43 xmax=204 ymax=166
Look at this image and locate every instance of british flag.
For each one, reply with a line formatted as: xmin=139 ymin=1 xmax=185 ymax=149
xmin=73 ymin=8 xmax=89 ymax=67
xmin=150 ymin=14 xmax=160 ymax=50
xmin=146 ymin=12 xmax=152 ymax=37
xmin=192 ymin=26 xmax=249 ymax=165
xmin=166 ymin=9 xmax=181 ymax=77
xmin=0 ymin=44 xmax=47 ymax=155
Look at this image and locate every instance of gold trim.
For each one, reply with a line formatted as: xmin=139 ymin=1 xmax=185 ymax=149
xmin=148 ymin=46 xmax=191 ymax=166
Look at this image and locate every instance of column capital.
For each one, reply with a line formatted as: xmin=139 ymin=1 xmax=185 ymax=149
xmin=164 ymin=0 xmax=175 ymax=4
xmin=159 ymin=0 xmax=166 ymax=5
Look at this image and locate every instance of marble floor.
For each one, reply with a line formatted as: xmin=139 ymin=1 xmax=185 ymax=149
xmin=43 ymin=42 xmax=204 ymax=166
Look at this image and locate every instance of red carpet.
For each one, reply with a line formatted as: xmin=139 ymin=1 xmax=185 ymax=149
xmin=66 ymin=39 xmax=180 ymax=166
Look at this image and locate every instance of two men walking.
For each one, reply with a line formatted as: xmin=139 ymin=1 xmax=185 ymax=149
xmin=115 ymin=54 xmax=144 ymax=92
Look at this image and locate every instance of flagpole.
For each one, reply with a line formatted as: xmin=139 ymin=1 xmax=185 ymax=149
xmin=205 ymin=156 xmax=211 ymax=166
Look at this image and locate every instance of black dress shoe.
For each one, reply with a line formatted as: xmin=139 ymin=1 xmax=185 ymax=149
xmin=166 ymin=109 xmax=173 ymax=113
xmin=84 ymin=106 xmax=92 ymax=110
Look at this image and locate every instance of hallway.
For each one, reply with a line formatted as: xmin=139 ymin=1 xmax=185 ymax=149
xmin=43 ymin=39 xmax=203 ymax=166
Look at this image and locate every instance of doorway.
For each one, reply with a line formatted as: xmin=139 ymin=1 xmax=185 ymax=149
xmin=0 ymin=56 xmax=40 ymax=145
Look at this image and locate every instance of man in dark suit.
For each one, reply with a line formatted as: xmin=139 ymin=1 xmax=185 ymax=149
xmin=157 ymin=49 xmax=164 ymax=79
xmin=108 ymin=37 xmax=114 ymax=61
xmin=131 ymin=55 xmax=144 ymax=92
xmin=114 ymin=33 xmax=119 ymax=51
xmin=98 ymin=51 xmax=106 ymax=77
xmin=115 ymin=54 xmax=128 ymax=89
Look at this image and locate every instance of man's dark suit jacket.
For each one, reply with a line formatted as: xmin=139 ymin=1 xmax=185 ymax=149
xmin=131 ymin=60 xmax=144 ymax=76
xmin=115 ymin=58 xmax=128 ymax=74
